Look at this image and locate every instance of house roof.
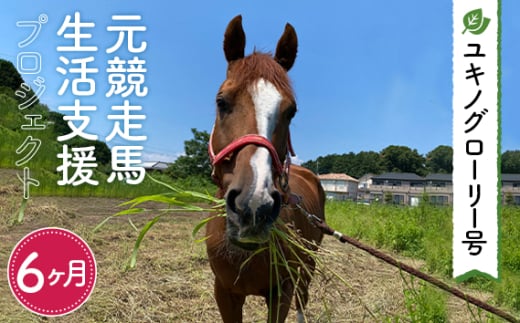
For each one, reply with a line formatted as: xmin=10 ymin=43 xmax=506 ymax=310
xmin=371 ymin=172 xmax=423 ymax=181
xmin=424 ymin=173 xmax=452 ymax=181
xmin=503 ymin=173 xmax=520 ymax=182
xmin=358 ymin=173 xmax=375 ymax=182
xmin=319 ymin=173 xmax=359 ymax=182
xmin=361 ymin=172 xmax=519 ymax=183
xmin=140 ymin=161 xmax=171 ymax=170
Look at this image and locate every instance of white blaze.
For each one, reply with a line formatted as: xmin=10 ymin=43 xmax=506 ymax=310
xmin=248 ymin=79 xmax=281 ymax=213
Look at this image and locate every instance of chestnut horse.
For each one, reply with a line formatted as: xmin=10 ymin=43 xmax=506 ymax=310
xmin=206 ymin=15 xmax=325 ymax=323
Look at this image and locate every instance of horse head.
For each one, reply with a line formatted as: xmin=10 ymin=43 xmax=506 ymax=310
xmin=209 ymin=15 xmax=298 ymax=249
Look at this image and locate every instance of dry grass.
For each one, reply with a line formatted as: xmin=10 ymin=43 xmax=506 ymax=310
xmin=0 ymin=169 xmax=505 ymax=322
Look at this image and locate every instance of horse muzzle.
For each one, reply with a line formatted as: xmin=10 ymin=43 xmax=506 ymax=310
xmin=225 ymin=187 xmax=282 ymax=249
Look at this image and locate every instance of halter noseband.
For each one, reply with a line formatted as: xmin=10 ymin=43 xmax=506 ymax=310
xmin=208 ymin=128 xmax=295 ymax=192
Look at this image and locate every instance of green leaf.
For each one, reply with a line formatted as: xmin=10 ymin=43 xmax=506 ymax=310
xmin=16 ymin=198 xmax=28 ymax=224
xmin=126 ymin=215 xmax=161 ymax=270
xmin=92 ymin=215 xmax=114 ymax=232
xmin=128 ymin=217 xmax=138 ymax=232
xmin=114 ymin=207 xmax=147 ymax=216
xmin=235 ymin=245 xmax=269 ymax=284
xmin=93 ymin=173 xmax=227 ymax=269
xmin=191 ymin=214 xmax=225 ymax=239
xmin=462 ymin=8 xmax=491 ymax=35
xmin=119 ymin=193 xmax=179 ymax=209
xmin=473 ymin=17 xmax=491 ymax=35
xmin=146 ymin=174 xmax=224 ymax=205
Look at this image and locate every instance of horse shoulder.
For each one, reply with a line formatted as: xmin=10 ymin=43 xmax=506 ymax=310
xmin=289 ymin=165 xmax=326 ymax=218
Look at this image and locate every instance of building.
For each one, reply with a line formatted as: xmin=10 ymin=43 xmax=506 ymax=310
xmin=423 ymin=173 xmax=453 ymax=205
xmin=318 ymin=173 xmax=358 ymax=200
xmin=140 ymin=161 xmax=171 ymax=172
xmin=369 ymin=172 xmax=427 ymax=205
xmin=360 ymin=172 xmax=519 ymax=206
xmin=357 ymin=173 xmax=374 ymax=191
xmin=502 ymin=173 xmax=520 ymax=205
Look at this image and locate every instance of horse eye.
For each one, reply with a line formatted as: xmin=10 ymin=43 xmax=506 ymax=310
xmin=216 ymin=96 xmax=231 ymax=114
xmin=286 ymin=105 xmax=297 ymax=120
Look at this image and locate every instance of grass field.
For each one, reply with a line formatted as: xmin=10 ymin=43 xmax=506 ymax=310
xmin=326 ymin=200 xmax=520 ymax=320
xmin=0 ymin=169 xmax=518 ymax=322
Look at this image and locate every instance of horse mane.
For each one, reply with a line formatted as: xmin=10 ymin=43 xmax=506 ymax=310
xmin=230 ymin=52 xmax=294 ymax=98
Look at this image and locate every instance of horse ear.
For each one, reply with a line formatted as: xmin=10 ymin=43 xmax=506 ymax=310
xmin=223 ymin=15 xmax=246 ymax=63
xmin=275 ymin=23 xmax=298 ymax=71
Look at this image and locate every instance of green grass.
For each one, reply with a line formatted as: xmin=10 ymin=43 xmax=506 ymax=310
xmin=326 ymin=200 xmax=520 ymax=319
xmin=397 ymin=278 xmax=448 ymax=323
xmin=31 ymin=170 xmax=216 ymax=199
xmin=1 ymin=92 xmax=219 ymax=200
xmin=326 ymin=202 xmax=451 ymax=259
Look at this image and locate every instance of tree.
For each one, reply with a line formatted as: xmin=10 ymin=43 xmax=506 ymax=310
xmin=302 ymin=154 xmax=337 ymax=175
xmin=167 ymin=128 xmax=211 ymax=179
xmin=352 ymin=151 xmax=385 ymax=178
xmin=380 ymin=145 xmax=426 ymax=176
xmin=426 ymin=145 xmax=453 ymax=173
xmin=0 ymin=59 xmax=38 ymax=105
xmin=47 ymin=111 xmax=70 ymax=137
xmin=92 ymin=140 xmax=111 ymax=166
xmin=0 ymin=59 xmax=24 ymax=92
xmin=301 ymin=151 xmax=384 ymax=178
xmin=502 ymin=150 xmax=520 ymax=174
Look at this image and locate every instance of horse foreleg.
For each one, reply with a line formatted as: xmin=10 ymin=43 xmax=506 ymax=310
xmin=294 ymin=262 xmax=315 ymax=323
xmin=266 ymin=279 xmax=294 ymax=323
xmin=214 ymin=279 xmax=246 ymax=323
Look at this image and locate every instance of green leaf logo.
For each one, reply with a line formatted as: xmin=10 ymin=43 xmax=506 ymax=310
xmin=462 ymin=8 xmax=491 ymax=35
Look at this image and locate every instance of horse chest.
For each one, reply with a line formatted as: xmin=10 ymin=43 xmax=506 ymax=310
xmin=219 ymin=254 xmax=273 ymax=295
xmin=206 ymin=217 xmax=297 ymax=296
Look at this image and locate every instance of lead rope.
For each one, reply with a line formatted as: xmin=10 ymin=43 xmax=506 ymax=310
xmin=295 ymin=203 xmax=519 ymax=323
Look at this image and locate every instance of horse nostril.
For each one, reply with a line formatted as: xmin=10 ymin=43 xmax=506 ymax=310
xmin=226 ymin=188 xmax=241 ymax=214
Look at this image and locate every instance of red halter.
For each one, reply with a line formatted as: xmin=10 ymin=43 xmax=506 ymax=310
xmin=208 ymin=128 xmax=295 ymax=190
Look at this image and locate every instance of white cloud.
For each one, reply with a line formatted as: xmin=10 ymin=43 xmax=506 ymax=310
xmin=290 ymin=155 xmax=303 ymax=166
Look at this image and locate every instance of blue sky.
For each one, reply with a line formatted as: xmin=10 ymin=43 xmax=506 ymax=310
xmin=0 ymin=1 xmax=518 ymax=164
